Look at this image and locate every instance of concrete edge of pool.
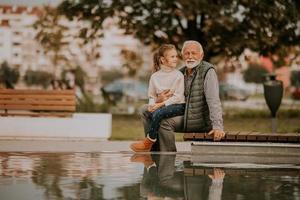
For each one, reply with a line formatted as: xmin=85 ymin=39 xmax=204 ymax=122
xmin=0 ymin=139 xmax=191 ymax=153
xmin=0 ymin=139 xmax=299 ymax=164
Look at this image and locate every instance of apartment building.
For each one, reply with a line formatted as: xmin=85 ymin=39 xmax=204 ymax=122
xmin=0 ymin=5 xmax=50 ymax=76
xmin=0 ymin=5 xmax=150 ymax=93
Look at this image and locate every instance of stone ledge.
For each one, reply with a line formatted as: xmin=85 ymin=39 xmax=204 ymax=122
xmin=0 ymin=113 xmax=112 ymax=140
xmin=191 ymin=141 xmax=300 ymax=157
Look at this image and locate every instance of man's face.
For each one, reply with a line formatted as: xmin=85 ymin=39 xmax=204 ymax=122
xmin=182 ymin=43 xmax=203 ymax=68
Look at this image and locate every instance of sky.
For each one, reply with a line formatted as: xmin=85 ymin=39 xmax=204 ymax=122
xmin=0 ymin=0 xmax=62 ymax=6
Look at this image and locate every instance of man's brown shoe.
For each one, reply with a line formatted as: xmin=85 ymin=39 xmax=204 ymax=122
xmin=130 ymin=138 xmax=155 ymax=152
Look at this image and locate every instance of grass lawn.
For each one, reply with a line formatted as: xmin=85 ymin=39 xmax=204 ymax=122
xmin=111 ymin=114 xmax=144 ymax=141
xmin=110 ymin=113 xmax=300 ymax=141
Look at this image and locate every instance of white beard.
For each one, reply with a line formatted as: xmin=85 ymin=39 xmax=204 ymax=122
xmin=185 ymin=60 xmax=201 ymax=69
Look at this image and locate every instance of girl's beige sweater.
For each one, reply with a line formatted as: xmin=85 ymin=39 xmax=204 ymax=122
xmin=148 ymin=65 xmax=185 ymax=106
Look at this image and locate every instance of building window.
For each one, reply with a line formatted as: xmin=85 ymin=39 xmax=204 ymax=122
xmin=27 ymin=7 xmax=32 ymax=13
xmin=1 ymin=20 xmax=9 ymax=26
xmin=14 ymin=31 xmax=21 ymax=35
xmin=13 ymin=42 xmax=21 ymax=46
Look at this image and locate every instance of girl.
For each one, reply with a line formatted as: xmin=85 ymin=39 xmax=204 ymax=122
xmin=130 ymin=44 xmax=185 ymax=152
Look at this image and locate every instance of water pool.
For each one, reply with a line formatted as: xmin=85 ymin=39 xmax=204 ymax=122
xmin=0 ymin=152 xmax=299 ymax=200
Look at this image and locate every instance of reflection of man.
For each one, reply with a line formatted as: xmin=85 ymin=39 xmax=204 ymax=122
xmin=208 ymin=169 xmax=225 ymax=200
xmin=131 ymin=154 xmax=225 ymax=200
xmin=184 ymin=166 xmax=225 ymax=200
xmin=140 ymin=40 xmax=225 ymax=151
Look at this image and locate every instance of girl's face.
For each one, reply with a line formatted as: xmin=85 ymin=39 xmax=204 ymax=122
xmin=161 ymin=49 xmax=178 ymax=68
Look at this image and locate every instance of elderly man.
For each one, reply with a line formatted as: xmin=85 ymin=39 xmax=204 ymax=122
xmin=140 ymin=40 xmax=225 ymax=151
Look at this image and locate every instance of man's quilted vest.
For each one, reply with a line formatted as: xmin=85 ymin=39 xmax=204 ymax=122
xmin=180 ymin=61 xmax=215 ymax=133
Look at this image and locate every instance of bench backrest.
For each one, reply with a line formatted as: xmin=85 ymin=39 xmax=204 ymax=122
xmin=0 ymin=89 xmax=76 ymax=117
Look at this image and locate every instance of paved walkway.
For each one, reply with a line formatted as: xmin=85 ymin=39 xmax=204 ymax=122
xmin=0 ymin=139 xmax=191 ymax=153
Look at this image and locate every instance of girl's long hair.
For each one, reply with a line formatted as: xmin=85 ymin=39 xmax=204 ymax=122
xmin=152 ymin=44 xmax=176 ymax=73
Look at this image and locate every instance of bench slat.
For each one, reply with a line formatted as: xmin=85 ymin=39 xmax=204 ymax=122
xmin=195 ymin=133 xmax=206 ymax=140
xmin=183 ymin=133 xmax=195 ymax=141
xmin=0 ymin=99 xmax=75 ymax=106
xmin=0 ymin=94 xmax=75 ymax=101
xmin=268 ymin=134 xmax=279 ymax=142
xmin=204 ymin=133 xmax=214 ymax=140
xmin=236 ymin=131 xmax=252 ymax=141
xmin=286 ymin=133 xmax=300 ymax=142
xmin=0 ymin=105 xmax=75 ymax=111
xmin=247 ymin=131 xmax=260 ymax=141
xmin=0 ymin=89 xmax=74 ymax=95
xmin=256 ymin=133 xmax=270 ymax=141
xmin=0 ymin=112 xmax=73 ymax=117
xmin=225 ymin=131 xmax=239 ymax=141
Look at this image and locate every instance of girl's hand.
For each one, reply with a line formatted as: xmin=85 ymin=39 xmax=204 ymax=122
xmin=148 ymin=102 xmax=164 ymax=112
xmin=147 ymin=105 xmax=154 ymax=112
xmin=156 ymin=90 xmax=173 ymax=103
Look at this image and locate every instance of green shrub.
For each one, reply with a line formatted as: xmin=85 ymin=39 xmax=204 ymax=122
xmin=77 ymin=101 xmax=109 ymax=113
xmin=293 ymin=128 xmax=300 ymax=133
xmin=76 ymin=93 xmax=109 ymax=113
xmin=243 ymin=64 xmax=268 ymax=84
xmin=0 ymin=61 xmax=20 ymax=88
xmin=291 ymin=70 xmax=300 ymax=87
xmin=101 ymin=70 xmax=124 ymax=85
xmin=24 ymin=70 xmax=54 ymax=88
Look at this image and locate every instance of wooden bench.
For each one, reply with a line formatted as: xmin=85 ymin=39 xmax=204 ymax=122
xmin=183 ymin=132 xmax=300 ymax=143
xmin=0 ymin=89 xmax=76 ymax=117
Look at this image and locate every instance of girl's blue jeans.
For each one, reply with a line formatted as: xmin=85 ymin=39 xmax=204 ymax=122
xmin=147 ymin=103 xmax=185 ymax=140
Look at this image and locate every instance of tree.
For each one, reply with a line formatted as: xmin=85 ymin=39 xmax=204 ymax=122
xmin=243 ymin=63 xmax=268 ymax=84
xmin=58 ymin=0 xmax=300 ymax=60
xmin=0 ymin=61 xmax=20 ymax=89
xmin=34 ymin=6 xmax=69 ymax=76
xmin=101 ymin=69 xmax=124 ymax=85
xmin=291 ymin=70 xmax=300 ymax=87
xmin=34 ymin=6 xmax=102 ymax=78
xmin=120 ymin=49 xmax=143 ymax=77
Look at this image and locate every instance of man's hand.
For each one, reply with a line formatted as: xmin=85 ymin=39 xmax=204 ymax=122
xmin=148 ymin=102 xmax=164 ymax=112
xmin=156 ymin=89 xmax=173 ymax=103
xmin=208 ymin=129 xmax=225 ymax=141
xmin=208 ymin=168 xmax=225 ymax=180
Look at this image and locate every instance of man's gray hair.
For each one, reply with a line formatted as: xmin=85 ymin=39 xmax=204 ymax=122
xmin=181 ymin=40 xmax=203 ymax=54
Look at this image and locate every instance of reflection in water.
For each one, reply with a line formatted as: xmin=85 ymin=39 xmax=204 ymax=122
xmin=132 ymin=154 xmax=224 ymax=200
xmin=0 ymin=152 xmax=299 ymax=200
xmin=133 ymin=154 xmax=184 ymax=199
xmin=0 ymin=153 xmax=141 ymax=200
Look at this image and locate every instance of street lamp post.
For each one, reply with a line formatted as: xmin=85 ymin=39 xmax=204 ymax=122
xmin=263 ymin=73 xmax=283 ymax=133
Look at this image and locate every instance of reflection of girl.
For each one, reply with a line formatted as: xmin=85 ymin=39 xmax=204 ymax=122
xmin=130 ymin=44 xmax=185 ymax=152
